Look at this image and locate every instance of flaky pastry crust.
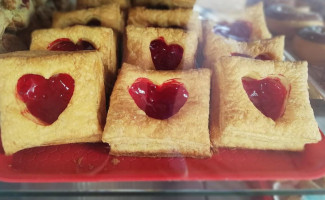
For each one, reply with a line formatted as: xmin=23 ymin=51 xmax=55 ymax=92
xmin=204 ymin=2 xmax=272 ymax=43
xmin=124 ymin=25 xmax=198 ymax=70
xmin=0 ymin=51 xmax=106 ymax=155
xmin=52 ymin=4 xmax=124 ymax=33
xmin=30 ymin=25 xmax=117 ymax=90
xmin=210 ymin=57 xmax=320 ymax=151
xmin=76 ymin=0 xmax=131 ymax=9
xmin=203 ymin=34 xmax=285 ymax=68
xmin=102 ymin=63 xmax=212 ymax=158
xmin=128 ymin=7 xmax=202 ymax=42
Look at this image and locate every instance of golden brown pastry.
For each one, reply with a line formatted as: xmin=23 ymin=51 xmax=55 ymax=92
xmin=132 ymin=0 xmax=196 ymax=9
xmin=203 ymin=34 xmax=285 ymax=69
xmin=265 ymin=4 xmax=323 ymax=38
xmin=210 ymin=57 xmax=321 ymax=151
xmin=76 ymin=0 xmax=131 ymax=9
xmin=203 ymin=2 xmax=271 ymax=48
xmin=0 ymin=50 xmax=106 ymax=155
xmin=52 ymin=4 xmax=125 ymax=33
xmin=128 ymin=7 xmax=202 ymax=42
xmin=293 ymin=26 xmax=325 ymax=66
xmin=30 ymin=25 xmax=117 ymax=90
xmin=103 ymin=63 xmax=212 ymax=158
xmin=124 ymin=25 xmax=198 ymax=70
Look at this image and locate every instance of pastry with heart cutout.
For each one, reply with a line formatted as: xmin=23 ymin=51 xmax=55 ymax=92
xmin=203 ymin=35 xmax=284 ymax=69
xmin=203 ymin=3 xmax=271 ymax=43
xmin=127 ymin=7 xmax=202 ymax=43
xmin=52 ymin=4 xmax=124 ymax=34
xmin=202 ymin=2 xmax=273 ymax=67
xmin=210 ymin=56 xmax=321 ymax=151
xmin=0 ymin=50 xmax=106 ymax=155
xmin=30 ymin=25 xmax=117 ymax=94
xmin=102 ymin=63 xmax=212 ymax=158
xmin=124 ymin=25 xmax=198 ymax=70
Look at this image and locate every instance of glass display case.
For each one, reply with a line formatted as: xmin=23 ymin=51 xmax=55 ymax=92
xmin=1 ymin=0 xmax=325 ymax=199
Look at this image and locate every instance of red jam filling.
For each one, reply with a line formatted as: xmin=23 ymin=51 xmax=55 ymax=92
xmin=47 ymin=38 xmax=96 ymax=51
xmin=255 ymin=53 xmax=273 ymax=60
xmin=149 ymin=37 xmax=184 ymax=70
xmin=17 ymin=74 xmax=75 ymax=125
xmin=213 ymin=20 xmax=253 ymax=42
xmin=242 ymin=75 xmax=290 ymax=121
xmin=129 ymin=78 xmax=188 ymax=120
xmin=231 ymin=53 xmax=274 ymax=60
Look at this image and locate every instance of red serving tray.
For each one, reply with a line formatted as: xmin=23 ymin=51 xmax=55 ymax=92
xmin=1 ymin=132 xmax=325 ymax=183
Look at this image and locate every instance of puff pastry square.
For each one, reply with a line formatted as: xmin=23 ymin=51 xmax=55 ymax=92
xmin=133 ymin=0 xmax=196 ymax=9
xmin=203 ymin=35 xmax=285 ymax=69
xmin=124 ymin=25 xmax=198 ymax=70
xmin=210 ymin=57 xmax=321 ymax=151
xmin=76 ymin=0 xmax=131 ymax=9
xmin=203 ymin=2 xmax=271 ymax=43
xmin=128 ymin=7 xmax=202 ymax=42
xmin=52 ymin=4 xmax=124 ymax=33
xmin=102 ymin=63 xmax=212 ymax=158
xmin=30 ymin=25 xmax=117 ymax=91
xmin=0 ymin=50 xmax=106 ymax=155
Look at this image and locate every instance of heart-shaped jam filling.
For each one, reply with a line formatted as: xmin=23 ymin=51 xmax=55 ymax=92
xmin=231 ymin=53 xmax=273 ymax=60
xmin=129 ymin=78 xmax=188 ymax=120
xmin=17 ymin=74 xmax=75 ymax=125
xmin=213 ymin=20 xmax=253 ymax=42
xmin=47 ymin=38 xmax=96 ymax=51
xmin=242 ymin=75 xmax=290 ymax=121
xmin=149 ymin=37 xmax=184 ymax=70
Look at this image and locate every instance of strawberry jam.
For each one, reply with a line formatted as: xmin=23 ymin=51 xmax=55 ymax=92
xmin=213 ymin=20 xmax=252 ymax=42
xmin=149 ymin=37 xmax=184 ymax=70
xmin=47 ymin=38 xmax=96 ymax=51
xmin=129 ymin=78 xmax=188 ymax=120
xmin=242 ymin=75 xmax=290 ymax=121
xmin=17 ymin=74 xmax=75 ymax=125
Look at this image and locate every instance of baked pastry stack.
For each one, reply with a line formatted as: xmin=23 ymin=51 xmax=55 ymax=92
xmin=52 ymin=3 xmax=125 ymax=34
xmin=204 ymin=2 xmax=321 ymax=151
xmin=104 ymin=0 xmax=212 ymax=157
xmin=0 ymin=0 xmax=321 ymax=158
xmin=103 ymin=64 xmax=212 ymax=158
xmin=30 ymin=26 xmax=117 ymax=91
xmin=211 ymin=57 xmax=320 ymax=151
xmin=0 ymin=51 xmax=106 ymax=155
